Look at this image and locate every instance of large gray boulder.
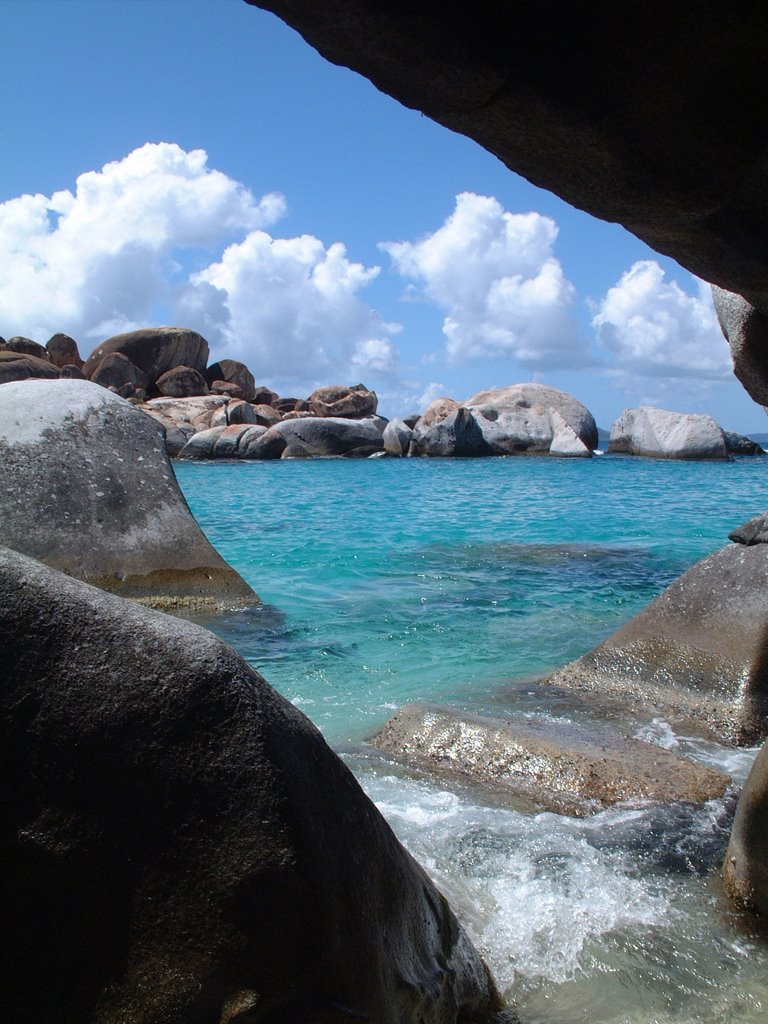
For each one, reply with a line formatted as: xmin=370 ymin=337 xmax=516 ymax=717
xmin=177 ymin=424 xmax=268 ymax=459
xmin=0 ymin=379 xmax=256 ymax=609
xmin=547 ymin=542 xmax=768 ymax=745
xmin=609 ymin=406 xmax=728 ymax=459
xmin=409 ymin=407 xmax=490 ymax=457
xmin=383 ymin=416 xmax=413 ymax=456
xmin=373 ymin=703 xmax=729 ymax=817
xmin=270 ymin=415 xmax=385 ymax=456
xmin=713 ymin=286 xmax=768 ymax=407
xmin=723 ymin=738 xmax=768 ymax=918
xmin=0 ymin=546 xmax=511 ymax=1024
xmin=466 ymin=384 xmax=598 ymax=453
xmin=83 ymin=327 xmax=210 ymax=389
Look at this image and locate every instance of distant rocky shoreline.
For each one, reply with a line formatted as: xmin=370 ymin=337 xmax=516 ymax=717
xmin=1 ymin=326 xmax=764 ymax=461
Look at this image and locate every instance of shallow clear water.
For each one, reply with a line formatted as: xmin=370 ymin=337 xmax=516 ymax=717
xmin=175 ymin=454 xmax=768 ymax=1023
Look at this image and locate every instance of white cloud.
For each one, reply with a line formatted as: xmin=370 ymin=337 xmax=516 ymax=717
xmin=0 ymin=143 xmax=400 ymax=393
xmin=183 ymin=233 xmax=399 ymax=391
xmin=592 ymin=260 xmax=731 ymax=379
xmin=0 ymin=142 xmax=284 ymax=345
xmin=381 ymin=192 xmax=587 ymax=369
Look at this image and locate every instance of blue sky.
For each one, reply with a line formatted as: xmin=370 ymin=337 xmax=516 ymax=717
xmin=1 ymin=0 xmax=765 ymax=431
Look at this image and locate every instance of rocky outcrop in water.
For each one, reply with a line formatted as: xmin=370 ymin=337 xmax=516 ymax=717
xmin=0 ymin=379 xmax=256 ymax=609
xmin=373 ymin=703 xmax=729 ymax=817
xmin=547 ymin=541 xmax=768 ymax=746
xmin=609 ymin=407 xmax=729 ymax=460
xmin=723 ymin=738 xmax=768 ymax=918
xmin=0 ymin=545 xmax=512 ymax=1024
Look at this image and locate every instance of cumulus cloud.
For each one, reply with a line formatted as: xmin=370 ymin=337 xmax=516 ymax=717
xmin=0 ymin=142 xmax=284 ymax=344
xmin=182 ymin=233 xmax=399 ymax=390
xmin=0 ymin=142 xmax=400 ymax=392
xmin=592 ymin=260 xmax=731 ymax=379
xmin=381 ymin=192 xmax=587 ymax=369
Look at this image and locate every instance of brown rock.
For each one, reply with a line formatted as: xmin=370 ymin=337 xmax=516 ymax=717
xmin=46 ymin=333 xmax=83 ymax=369
xmin=0 ymin=350 xmax=60 ymax=384
xmin=204 ymin=359 xmax=256 ymax=402
xmin=309 ymin=383 xmax=378 ymax=418
xmin=88 ymin=352 xmax=150 ymax=393
xmin=155 ymin=365 xmax=210 ymax=398
xmin=724 ymin=738 xmax=768 ymax=918
xmin=5 ymin=336 xmax=49 ymax=360
xmin=83 ymin=327 xmax=209 ymax=386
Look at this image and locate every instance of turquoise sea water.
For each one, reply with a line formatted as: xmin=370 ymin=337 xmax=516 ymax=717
xmin=175 ymin=454 xmax=768 ymax=1023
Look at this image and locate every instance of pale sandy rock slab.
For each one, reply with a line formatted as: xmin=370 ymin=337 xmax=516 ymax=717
xmin=0 ymin=379 xmax=256 ymax=609
xmin=0 ymin=546 xmax=510 ymax=1024
xmin=549 ymin=409 xmax=592 ymax=457
xmin=373 ymin=703 xmax=729 ymax=817
xmin=547 ymin=543 xmax=768 ymax=745
xmin=608 ymin=406 xmax=728 ymax=459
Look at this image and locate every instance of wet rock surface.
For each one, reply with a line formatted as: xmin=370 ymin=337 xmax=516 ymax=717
xmin=547 ymin=543 xmax=768 ymax=745
xmin=724 ymin=738 xmax=768 ymax=917
xmin=372 ymin=703 xmax=729 ymax=817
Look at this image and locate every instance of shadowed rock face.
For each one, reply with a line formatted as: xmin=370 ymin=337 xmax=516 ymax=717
xmin=250 ymin=2 xmax=768 ymax=318
xmin=0 ymin=546 xmax=512 ymax=1024
xmin=0 ymin=379 xmax=256 ymax=609
xmin=724 ymin=738 xmax=768 ymax=916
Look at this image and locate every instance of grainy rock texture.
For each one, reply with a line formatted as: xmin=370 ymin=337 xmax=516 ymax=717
xmin=155 ymin=365 xmax=210 ymax=398
xmin=730 ymin=512 xmax=768 ymax=546
xmin=0 ymin=349 xmax=61 ymax=384
xmin=549 ymin=410 xmax=592 ymax=458
xmin=88 ymin=352 xmax=151 ymax=393
xmin=383 ymin=416 xmax=413 ymax=456
xmin=0 ymin=546 xmax=512 ymax=1024
xmin=410 ymin=407 xmax=490 ymax=457
xmin=0 ymin=379 xmax=256 ymax=608
xmin=724 ymin=738 xmax=768 ymax=917
xmin=713 ymin=286 xmax=768 ymax=407
xmin=547 ymin=543 xmax=768 ymax=745
xmin=373 ymin=703 xmax=729 ymax=817
xmin=308 ymin=383 xmax=378 ymax=418
xmin=609 ymin=407 xmax=728 ymax=459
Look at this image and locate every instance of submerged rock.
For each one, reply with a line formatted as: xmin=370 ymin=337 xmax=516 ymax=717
xmin=724 ymin=738 xmax=768 ymax=918
xmin=372 ymin=703 xmax=729 ymax=817
xmin=0 ymin=379 xmax=256 ymax=609
xmin=0 ymin=546 xmax=511 ymax=1024
xmin=547 ymin=542 xmax=768 ymax=745
xmin=608 ymin=407 xmax=728 ymax=459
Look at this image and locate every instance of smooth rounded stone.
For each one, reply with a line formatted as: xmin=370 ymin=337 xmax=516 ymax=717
xmin=549 ymin=409 xmax=592 ymax=457
xmin=240 ymin=425 xmax=288 ymax=459
xmin=209 ymin=378 xmax=245 ymax=400
xmin=713 ymin=286 xmax=768 ymax=407
xmin=547 ymin=543 xmax=768 ymax=745
xmin=0 ymin=547 xmax=510 ymax=1024
xmin=0 ymin=379 xmax=256 ymax=609
xmin=281 ymin=442 xmax=313 ymax=459
xmin=251 ymin=402 xmax=282 ymax=426
xmin=723 ymin=429 xmax=766 ymax=456
xmin=280 ymin=408 xmax=316 ymax=419
xmin=410 ymin=407 xmax=491 ymax=457
xmin=5 ymin=335 xmax=50 ymax=360
xmin=383 ymin=416 xmax=414 ymax=456
xmin=83 ymin=327 xmax=210 ymax=386
xmin=273 ymin=396 xmax=305 ymax=412
xmin=609 ymin=406 xmax=729 ymax=459
xmin=271 ymin=415 xmax=385 ymax=456
xmin=209 ymin=401 xmax=263 ymax=428
xmin=46 ymin=333 xmax=83 ymax=369
xmin=204 ymin=358 xmax=256 ymax=402
xmin=466 ymin=383 xmax=598 ymax=452
xmin=308 ymin=382 xmax=378 ymax=418
xmin=417 ymin=396 xmax=460 ymax=430
xmin=730 ymin=511 xmax=768 ymax=546
xmin=0 ymin=350 xmax=61 ymax=384
xmin=155 ymin=364 xmax=209 ymax=398
xmin=372 ymin=703 xmax=730 ymax=817
xmin=723 ymin=739 xmax=768 ymax=918
xmin=252 ymin=384 xmax=279 ymax=406
xmin=88 ymin=351 xmax=151 ymax=392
